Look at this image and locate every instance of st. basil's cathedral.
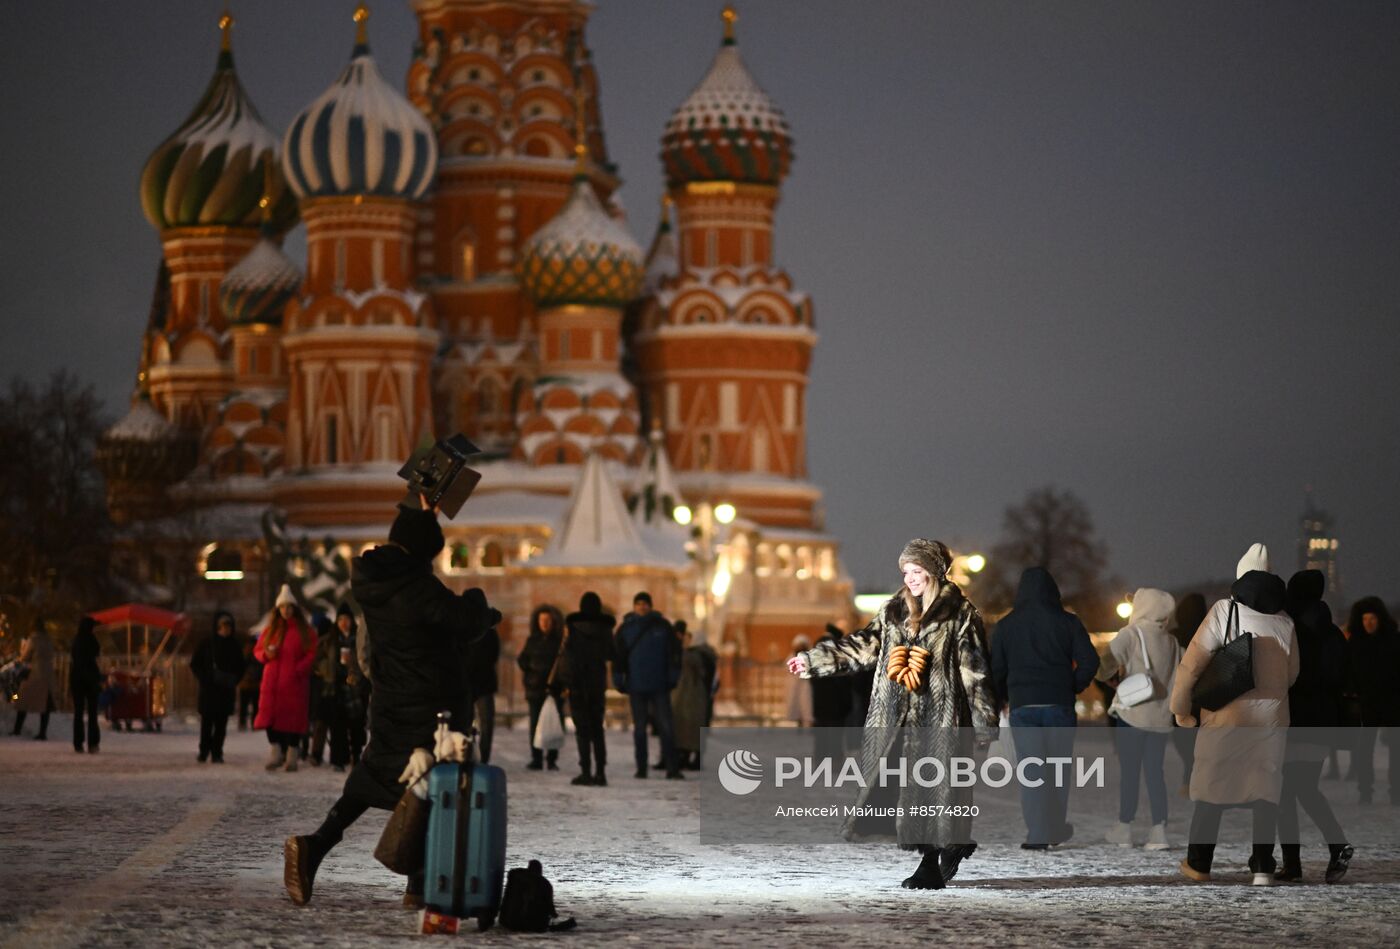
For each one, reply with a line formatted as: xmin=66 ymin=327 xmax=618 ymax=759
xmin=96 ymin=1 xmax=853 ymax=716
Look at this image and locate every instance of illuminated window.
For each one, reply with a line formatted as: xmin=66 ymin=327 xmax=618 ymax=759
xmin=450 ymin=544 xmax=471 ymax=570
xmin=460 ymin=242 xmax=476 ymax=282
xmin=481 ymin=541 xmax=505 ymax=569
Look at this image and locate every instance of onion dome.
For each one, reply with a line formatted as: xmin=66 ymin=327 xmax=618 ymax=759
xmin=220 ymin=232 xmax=302 ymax=325
xmin=140 ymin=13 xmax=296 ymax=232
xmin=661 ymin=6 xmax=792 ymax=188
xmin=283 ymin=6 xmax=437 ymax=201
xmin=520 ymin=173 xmax=644 ymax=308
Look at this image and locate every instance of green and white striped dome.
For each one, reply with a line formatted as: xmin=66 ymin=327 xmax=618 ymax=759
xmin=140 ymin=20 xmax=296 ymax=232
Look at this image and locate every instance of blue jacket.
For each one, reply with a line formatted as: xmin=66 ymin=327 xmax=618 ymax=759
xmin=612 ymin=610 xmax=680 ymax=694
xmin=990 ymin=568 xmax=1099 ymax=710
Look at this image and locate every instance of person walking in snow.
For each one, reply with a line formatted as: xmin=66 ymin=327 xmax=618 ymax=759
xmin=191 ymin=611 xmax=246 ymax=764
xmin=1271 ymin=570 xmax=1353 ymax=883
xmin=1098 ymin=588 xmax=1180 ymax=850
xmin=614 ymin=592 xmax=684 ymax=780
xmin=283 ymin=495 xmax=499 ymax=908
xmin=69 ymin=615 xmax=102 ymax=754
xmin=254 ymin=586 xmax=317 ymax=772
xmin=12 ymin=618 xmax=55 ymax=741
xmin=789 ymin=539 xmax=999 ymax=890
xmin=1347 ymin=596 xmax=1400 ymax=805
xmin=518 ymin=604 xmax=568 ymax=772
xmin=1172 ymin=543 xmax=1299 ymax=886
xmin=564 ymin=592 xmax=615 ymax=785
xmin=989 ymin=567 xmax=1100 ymax=850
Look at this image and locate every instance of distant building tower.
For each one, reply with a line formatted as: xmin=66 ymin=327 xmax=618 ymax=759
xmin=635 ymin=5 xmax=818 ymax=528
xmin=277 ymin=5 xmax=439 ymax=524
xmin=1298 ymin=492 xmax=1342 ymax=603
xmin=138 ymin=12 xmax=297 ymax=430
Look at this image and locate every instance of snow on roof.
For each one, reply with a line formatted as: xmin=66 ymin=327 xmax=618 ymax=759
xmin=532 ymin=453 xmax=687 ymax=568
xmin=105 ymin=400 xmax=177 ymax=442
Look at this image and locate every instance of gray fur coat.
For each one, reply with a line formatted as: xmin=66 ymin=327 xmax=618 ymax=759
xmin=801 ymin=581 xmax=999 ymax=849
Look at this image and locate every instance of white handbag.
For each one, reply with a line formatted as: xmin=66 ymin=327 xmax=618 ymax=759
xmin=1115 ymin=627 xmax=1155 ymax=708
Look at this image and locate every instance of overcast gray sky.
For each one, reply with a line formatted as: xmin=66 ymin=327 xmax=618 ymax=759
xmin=1 ymin=1 xmax=1396 ymax=603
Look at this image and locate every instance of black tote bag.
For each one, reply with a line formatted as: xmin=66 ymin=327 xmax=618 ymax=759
xmin=1190 ymin=599 xmax=1255 ymax=712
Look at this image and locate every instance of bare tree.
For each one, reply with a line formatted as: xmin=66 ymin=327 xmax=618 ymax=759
xmin=984 ymin=485 xmax=1111 ymax=625
xmin=0 ymin=371 xmax=115 ymax=642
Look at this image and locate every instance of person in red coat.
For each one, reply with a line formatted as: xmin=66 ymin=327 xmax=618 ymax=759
xmin=255 ymin=584 xmax=317 ymax=772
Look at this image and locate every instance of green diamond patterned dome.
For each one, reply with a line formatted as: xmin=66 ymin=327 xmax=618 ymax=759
xmin=520 ymin=178 xmax=644 ymax=309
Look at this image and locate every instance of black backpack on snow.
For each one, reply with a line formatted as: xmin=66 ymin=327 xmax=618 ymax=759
xmin=499 ymin=859 xmax=576 ymax=932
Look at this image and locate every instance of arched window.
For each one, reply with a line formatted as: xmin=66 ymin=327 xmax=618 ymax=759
xmin=481 ymin=541 xmax=505 ymax=569
xmin=450 ymin=544 xmax=471 ymax=570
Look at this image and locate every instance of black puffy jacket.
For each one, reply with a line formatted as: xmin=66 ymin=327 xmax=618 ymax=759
xmin=564 ymin=611 xmax=616 ymax=699
xmin=990 ymin=568 xmax=1100 ymax=709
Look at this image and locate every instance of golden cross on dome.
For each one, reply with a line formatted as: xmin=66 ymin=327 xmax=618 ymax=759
xmin=219 ymin=8 xmax=234 ymax=52
xmin=354 ymin=4 xmax=370 ymax=46
xmin=722 ymin=5 xmax=738 ymax=43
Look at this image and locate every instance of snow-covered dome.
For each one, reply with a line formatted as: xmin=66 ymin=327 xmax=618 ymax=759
xmin=96 ymin=395 xmax=196 ymax=484
xmin=140 ymin=14 xmax=296 ymax=232
xmin=282 ymin=7 xmax=437 ymax=201
xmin=661 ymin=8 xmax=792 ymax=188
xmin=519 ymin=175 xmax=644 ymax=308
xmin=219 ymin=233 xmax=302 ymax=325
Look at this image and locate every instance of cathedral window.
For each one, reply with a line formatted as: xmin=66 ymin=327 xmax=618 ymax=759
xmin=481 ymin=541 xmax=505 ymax=569
xmin=325 ymin=414 xmax=339 ymax=464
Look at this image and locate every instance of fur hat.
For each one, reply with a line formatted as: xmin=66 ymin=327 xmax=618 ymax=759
xmin=633 ymin=591 xmax=653 ymax=606
xmin=1236 ymin=542 xmax=1270 ymax=579
xmin=579 ymin=591 xmax=603 ymax=615
xmin=274 ymin=584 xmax=296 ymax=608
xmin=898 ymin=538 xmax=952 ymax=581
xmin=389 ymin=507 xmax=445 ymax=560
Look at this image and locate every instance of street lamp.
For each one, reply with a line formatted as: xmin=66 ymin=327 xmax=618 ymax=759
xmin=674 ymin=499 xmax=737 ymax=642
xmin=1116 ymin=600 xmax=1133 ymax=620
xmin=964 ymin=553 xmax=986 ymax=574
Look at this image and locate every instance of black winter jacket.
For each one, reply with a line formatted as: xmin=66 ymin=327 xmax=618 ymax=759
xmin=990 ymin=568 xmax=1100 ymax=709
xmin=564 ymin=611 xmax=616 ymax=699
xmin=466 ymin=628 xmax=500 ymax=699
xmin=518 ymin=606 xmax=568 ymax=698
xmin=1285 ymin=599 xmax=1347 ymax=737
xmin=69 ymin=622 xmax=102 ymax=693
xmin=351 ymin=544 xmax=497 ymax=730
xmin=191 ymin=633 xmax=247 ymax=718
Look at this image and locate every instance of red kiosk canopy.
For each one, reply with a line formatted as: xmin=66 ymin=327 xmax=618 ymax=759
xmin=88 ymin=604 xmax=190 ymax=633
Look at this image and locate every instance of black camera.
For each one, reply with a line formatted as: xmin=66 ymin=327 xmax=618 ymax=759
xmin=396 ymin=433 xmax=483 ymax=519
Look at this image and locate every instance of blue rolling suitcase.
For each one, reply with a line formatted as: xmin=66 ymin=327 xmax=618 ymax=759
xmin=423 ymin=757 xmax=508 ymax=929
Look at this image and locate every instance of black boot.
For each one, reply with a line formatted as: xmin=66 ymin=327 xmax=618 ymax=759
xmin=1325 ymin=844 xmax=1354 ymax=884
xmin=594 ymin=765 xmax=607 ymax=787
xmin=527 ymin=748 xmax=544 ymax=771
xmin=284 ymin=808 xmax=347 ymax=905
xmin=901 ymin=849 xmax=946 ymax=890
xmin=940 ymin=842 xmax=977 ymax=882
xmin=571 ymin=768 xmax=593 ymax=786
xmin=546 ymin=751 xmax=559 ymax=771
xmin=1274 ymin=844 xmax=1303 ymax=882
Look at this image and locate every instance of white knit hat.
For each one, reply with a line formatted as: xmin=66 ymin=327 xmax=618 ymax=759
xmin=274 ymin=583 xmax=297 ymax=608
xmin=1236 ymin=543 xmax=1270 ymax=578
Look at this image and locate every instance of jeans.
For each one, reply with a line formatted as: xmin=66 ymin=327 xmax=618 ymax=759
xmin=1009 ymin=704 xmax=1077 ymax=845
xmin=629 ymin=690 xmax=676 ymax=774
xmin=1171 ymin=725 xmax=1196 ymax=787
xmin=1115 ymin=722 xmax=1169 ymax=824
xmin=72 ymin=686 xmax=101 ymax=750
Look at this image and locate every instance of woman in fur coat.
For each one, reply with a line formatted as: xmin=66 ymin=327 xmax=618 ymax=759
xmin=788 ymin=539 xmax=999 ymax=890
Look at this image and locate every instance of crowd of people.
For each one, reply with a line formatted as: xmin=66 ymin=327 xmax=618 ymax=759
xmin=791 ymin=538 xmax=1400 ymax=890
xmin=3 ymin=519 xmax=1395 ymax=901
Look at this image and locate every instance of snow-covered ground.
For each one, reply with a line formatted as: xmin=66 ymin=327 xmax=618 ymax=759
xmin=1 ymin=717 xmax=1397 ymax=948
